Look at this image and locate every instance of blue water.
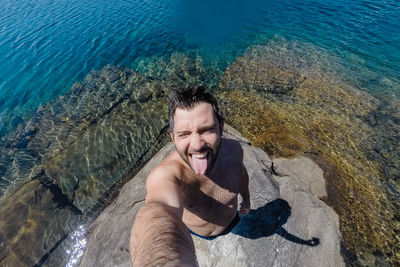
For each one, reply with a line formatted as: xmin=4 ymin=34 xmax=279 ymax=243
xmin=1 ymin=1 xmax=400 ymax=265
xmin=0 ymin=0 xmax=399 ymax=137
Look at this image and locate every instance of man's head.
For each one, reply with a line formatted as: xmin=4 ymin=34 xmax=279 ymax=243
xmin=169 ymin=85 xmax=224 ymax=175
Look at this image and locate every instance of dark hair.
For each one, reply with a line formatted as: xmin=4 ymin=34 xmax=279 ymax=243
xmin=169 ymin=85 xmax=223 ymax=132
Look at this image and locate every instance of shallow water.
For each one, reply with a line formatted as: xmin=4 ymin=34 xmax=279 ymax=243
xmin=216 ymin=41 xmax=400 ymax=265
xmin=1 ymin=0 xmax=399 ymax=137
xmin=0 ymin=0 xmax=399 ymax=266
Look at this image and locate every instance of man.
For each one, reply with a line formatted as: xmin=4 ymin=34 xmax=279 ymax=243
xmin=130 ymin=85 xmax=251 ymax=266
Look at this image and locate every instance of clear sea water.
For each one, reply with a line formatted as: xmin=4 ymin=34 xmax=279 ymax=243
xmin=1 ymin=0 xmax=399 ymax=138
xmin=1 ymin=0 xmax=400 ymax=266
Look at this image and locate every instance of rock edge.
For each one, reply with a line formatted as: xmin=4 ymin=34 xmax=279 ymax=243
xmin=80 ymin=125 xmax=344 ymax=267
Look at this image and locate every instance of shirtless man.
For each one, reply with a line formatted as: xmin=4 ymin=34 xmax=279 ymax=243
xmin=130 ymin=85 xmax=251 ymax=266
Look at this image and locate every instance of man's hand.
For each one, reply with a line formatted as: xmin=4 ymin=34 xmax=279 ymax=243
xmin=239 ymin=160 xmax=250 ymax=216
xmin=239 ymin=200 xmax=250 ymax=215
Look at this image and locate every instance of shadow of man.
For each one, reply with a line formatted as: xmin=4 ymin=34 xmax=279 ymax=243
xmin=232 ymin=198 xmax=319 ymax=246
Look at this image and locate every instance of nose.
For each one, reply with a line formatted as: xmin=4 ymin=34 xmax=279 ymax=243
xmin=190 ymin=133 xmax=206 ymax=151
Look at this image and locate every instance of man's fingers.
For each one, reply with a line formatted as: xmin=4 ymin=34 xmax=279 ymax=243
xmin=240 ymin=208 xmax=249 ymax=215
xmin=240 ymin=200 xmax=250 ymax=215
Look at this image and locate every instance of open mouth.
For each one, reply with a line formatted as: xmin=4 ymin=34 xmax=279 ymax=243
xmin=190 ymin=151 xmax=209 ymax=175
xmin=191 ymin=152 xmax=208 ymax=159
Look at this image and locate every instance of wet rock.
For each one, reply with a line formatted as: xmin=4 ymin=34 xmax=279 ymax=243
xmin=219 ymin=49 xmax=304 ymax=97
xmin=133 ymin=51 xmax=222 ymax=92
xmin=0 ymin=65 xmax=170 ymax=212
xmin=0 ymin=180 xmax=80 ymax=266
xmin=0 ymin=51 xmax=225 ymax=266
xmin=80 ymin=125 xmax=344 ymax=267
xmin=0 ymin=65 xmax=172 ymax=266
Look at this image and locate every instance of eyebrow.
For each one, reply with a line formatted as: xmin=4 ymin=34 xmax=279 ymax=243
xmin=175 ymin=123 xmax=217 ymax=135
xmin=198 ymin=124 xmax=217 ymax=132
xmin=175 ymin=130 xmax=191 ymax=135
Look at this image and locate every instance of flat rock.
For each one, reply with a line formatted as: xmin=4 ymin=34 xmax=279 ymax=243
xmin=272 ymin=157 xmax=327 ymax=199
xmin=80 ymin=125 xmax=344 ymax=267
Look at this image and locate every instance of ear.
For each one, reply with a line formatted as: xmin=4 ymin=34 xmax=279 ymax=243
xmin=168 ymin=130 xmax=174 ymax=141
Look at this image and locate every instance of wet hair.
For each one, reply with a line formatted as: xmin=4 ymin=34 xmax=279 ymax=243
xmin=169 ymin=85 xmax=223 ymax=132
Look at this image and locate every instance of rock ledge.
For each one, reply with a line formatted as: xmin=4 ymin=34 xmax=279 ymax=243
xmin=80 ymin=125 xmax=344 ymax=267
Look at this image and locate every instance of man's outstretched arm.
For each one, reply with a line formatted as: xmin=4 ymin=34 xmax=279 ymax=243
xmin=130 ymin=201 xmax=197 ymax=266
xmin=129 ymin=166 xmax=197 ymax=266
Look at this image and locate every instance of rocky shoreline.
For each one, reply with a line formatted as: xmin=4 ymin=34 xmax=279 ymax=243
xmin=80 ymin=125 xmax=344 ymax=267
xmin=0 ymin=41 xmax=398 ymax=266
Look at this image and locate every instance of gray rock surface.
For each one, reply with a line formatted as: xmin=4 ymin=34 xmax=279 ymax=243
xmin=80 ymin=125 xmax=344 ymax=267
xmin=272 ymin=157 xmax=327 ymax=199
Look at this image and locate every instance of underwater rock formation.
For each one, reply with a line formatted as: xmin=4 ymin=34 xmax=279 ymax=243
xmin=216 ymin=42 xmax=400 ymax=266
xmin=80 ymin=125 xmax=344 ymax=267
xmin=0 ymin=65 xmax=171 ymax=266
xmin=0 ymin=51 xmax=224 ymax=266
xmin=0 ymin=51 xmax=225 ymax=266
xmin=1 ymin=42 xmax=399 ymax=266
xmin=0 ymin=180 xmax=80 ymax=265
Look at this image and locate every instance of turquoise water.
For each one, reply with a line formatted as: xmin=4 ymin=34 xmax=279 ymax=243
xmin=1 ymin=0 xmax=400 ymax=266
xmin=1 ymin=0 xmax=399 ymax=138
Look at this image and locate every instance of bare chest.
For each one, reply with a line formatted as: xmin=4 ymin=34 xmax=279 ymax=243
xmin=180 ymin=164 xmax=242 ymax=223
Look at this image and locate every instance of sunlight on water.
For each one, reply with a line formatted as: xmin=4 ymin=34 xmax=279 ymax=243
xmin=0 ymin=0 xmax=399 ymax=266
xmin=65 ymin=225 xmax=87 ymax=267
xmin=0 ymin=0 xmax=399 ymax=138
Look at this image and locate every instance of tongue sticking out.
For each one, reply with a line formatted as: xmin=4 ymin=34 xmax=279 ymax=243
xmin=191 ymin=155 xmax=208 ymax=175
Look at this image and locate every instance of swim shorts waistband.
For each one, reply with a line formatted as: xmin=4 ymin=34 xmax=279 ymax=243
xmin=189 ymin=212 xmax=240 ymax=240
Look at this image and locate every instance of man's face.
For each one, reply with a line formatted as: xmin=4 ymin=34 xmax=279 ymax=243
xmin=170 ymin=102 xmax=222 ymax=176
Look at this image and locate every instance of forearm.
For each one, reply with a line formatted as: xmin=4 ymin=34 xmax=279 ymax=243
xmin=240 ymin=190 xmax=250 ymax=205
xmin=240 ymin=167 xmax=250 ymax=205
xmin=130 ymin=201 xmax=197 ymax=266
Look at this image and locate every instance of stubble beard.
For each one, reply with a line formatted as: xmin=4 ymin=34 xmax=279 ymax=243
xmin=176 ymin=140 xmax=221 ymax=176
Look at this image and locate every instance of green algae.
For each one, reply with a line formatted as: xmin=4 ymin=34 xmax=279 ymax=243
xmin=0 ymin=40 xmax=399 ymax=266
xmin=217 ymin=42 xmax=400 ymax=266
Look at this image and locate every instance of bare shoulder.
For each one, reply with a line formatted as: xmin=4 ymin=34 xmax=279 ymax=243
xmin=145 ymin=151 xmax=184 ymax=213
xmin=147 ymin=152 xmax=180 ymax=189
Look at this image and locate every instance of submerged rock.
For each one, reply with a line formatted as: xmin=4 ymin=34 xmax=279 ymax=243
xmin=0 ymin=52 xmax=224 ymax=266
xmin=0 ymin=180 xmax=80 ymax=266
xmin=0 ymin=65 xmax=171 ymax=266
xmin=0 ymin=51 xmax=226 ymax=266
xmin=80 ymin=125 xmax=344 ymax=267
xmin=0 ymin=65 xmax=169 ymax=211
xmin=216 ymin=41 xmax=400 ymax=265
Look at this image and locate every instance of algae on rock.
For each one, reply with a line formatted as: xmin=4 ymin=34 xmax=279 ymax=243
xmin=217 ymin=42 xmax=400 ymax=266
